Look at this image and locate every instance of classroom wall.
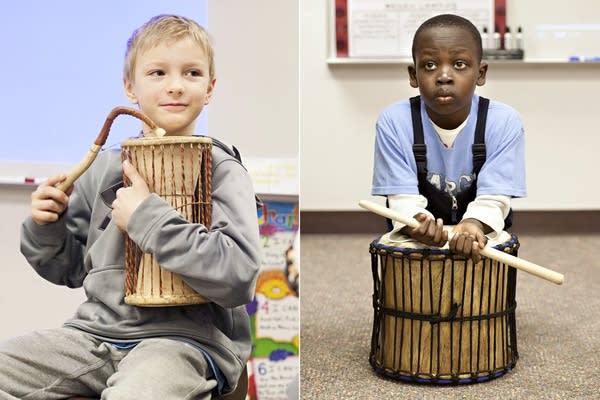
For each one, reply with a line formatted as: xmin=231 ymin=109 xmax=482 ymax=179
xmin=208 ymin=0 xmax=299 ymax=158
xmin=301 ymin=0 xmax=600 ymax=211
xmin=0 ymin=1 xmax=298 ymax=341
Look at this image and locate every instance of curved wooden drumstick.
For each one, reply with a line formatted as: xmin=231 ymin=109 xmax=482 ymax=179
xmin=56 ymin=106 xmax=166 ymax=192
xmin=358 ymin=199 xmax=564 ymax=285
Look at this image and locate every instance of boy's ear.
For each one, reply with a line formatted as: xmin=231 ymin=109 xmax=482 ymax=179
xmin=408 ymin=65 xmax=418 ymax=88
xmin=123 ymin=79 xmax=138 ymax=104
xmin=476 ymin=62 xmax=488 ymax=86
xmin=204 ymin=78 xmax=217 ymax=105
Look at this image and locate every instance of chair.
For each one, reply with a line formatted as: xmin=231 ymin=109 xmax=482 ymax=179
xmin=67 ymin=366 xmax=248 ymax=400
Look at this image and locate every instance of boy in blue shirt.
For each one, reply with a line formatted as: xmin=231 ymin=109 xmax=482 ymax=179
xmin=372 ymin=14 xmax=526 ymax=262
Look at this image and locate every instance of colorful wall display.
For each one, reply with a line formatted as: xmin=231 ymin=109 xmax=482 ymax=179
xmin=246 ymin=199 xmax=299 ymax=400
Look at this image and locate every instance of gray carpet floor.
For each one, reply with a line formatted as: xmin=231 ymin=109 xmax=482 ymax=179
xmin=300 ymin=233 xmax=599 ymax=400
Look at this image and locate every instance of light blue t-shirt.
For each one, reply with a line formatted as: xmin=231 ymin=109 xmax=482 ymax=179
xmin=372 ymin=95 xmax=527 ymax=199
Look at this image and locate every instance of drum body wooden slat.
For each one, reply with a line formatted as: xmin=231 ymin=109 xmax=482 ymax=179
xmin=121 ymin=136 xmax=212 ymax=306
xmin=369 ymin=233 xmax=519 ymax=384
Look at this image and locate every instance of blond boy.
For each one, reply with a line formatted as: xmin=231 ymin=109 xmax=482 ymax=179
xmin=0 ymin=15 xmax=260 ymax=399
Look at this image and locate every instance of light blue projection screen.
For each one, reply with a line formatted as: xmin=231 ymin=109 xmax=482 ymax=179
xmin=0 ymin=1 xmax=207 ymax=181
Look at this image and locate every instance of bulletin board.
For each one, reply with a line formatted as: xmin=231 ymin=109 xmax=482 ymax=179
xmin=332 ymin=0 xmax=494 ymax=60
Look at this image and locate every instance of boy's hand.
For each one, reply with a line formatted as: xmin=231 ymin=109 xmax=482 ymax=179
xmin=30 ymin=174 xmax=72 ymax=225
xmin=112 ymin=160 xmax=150 ymax=232
xmin=401 ymin=213 xmax=448 ymax=247
xmin=450 ymin=218 xmax=488 ymax=263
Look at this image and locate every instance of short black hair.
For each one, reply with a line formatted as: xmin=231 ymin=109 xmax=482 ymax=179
xmin=411 ymin=14 xmax=483 ymax=62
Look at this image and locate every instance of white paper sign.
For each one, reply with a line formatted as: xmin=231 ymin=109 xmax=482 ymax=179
xmin=348 ymin=0 xmax=493 ymax=58
xmin=253 ymin=356 xmax=299 ymax=400
xmin=255 ymin=294 xmax=300 ymax=342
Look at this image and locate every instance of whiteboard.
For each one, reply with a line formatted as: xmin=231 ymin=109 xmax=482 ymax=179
xmin=0 ymin=0 xmax=207 ymax=183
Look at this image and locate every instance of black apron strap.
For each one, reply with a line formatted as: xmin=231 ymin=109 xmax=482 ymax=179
xmin=472 ymin=96 xmax=490 ymax=175
xmin=410 ymin=96 xmax=427 ymax=174
xmin=470 ymin=97 xmax=513 ymax=229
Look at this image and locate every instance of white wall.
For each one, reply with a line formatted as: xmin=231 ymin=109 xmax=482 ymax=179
xmin=0 ymin=1 xmax=298 ymax=341
xmin=208 ymin=0 xmax=299 ymax=159
xmin=301 ymin=1 xmax=600 ymax=211
xmin=0 ymin=188 xmax=86 ymax=340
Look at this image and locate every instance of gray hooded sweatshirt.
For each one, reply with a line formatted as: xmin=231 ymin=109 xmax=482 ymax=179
xmin=20 ymin=144 xmax=261 ymax=392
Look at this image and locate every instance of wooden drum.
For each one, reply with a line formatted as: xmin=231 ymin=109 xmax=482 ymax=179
xmin=369 ymin=231 xmax=519 ymax=383
xmin=121 ymin=136 xmax=213 ymax=306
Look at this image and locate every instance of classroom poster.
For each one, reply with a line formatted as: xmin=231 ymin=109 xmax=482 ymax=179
xmin=246 ymin=200 xmax=299 ymax=400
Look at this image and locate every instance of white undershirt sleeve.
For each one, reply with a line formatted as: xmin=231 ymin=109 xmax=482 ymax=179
xmin=462 ymin=194 xmax=511 ymax=238
xmin=387 ymin=194 xmax=432 ymax=232
xmin=388 ymin=194 xmax=511 ymax=237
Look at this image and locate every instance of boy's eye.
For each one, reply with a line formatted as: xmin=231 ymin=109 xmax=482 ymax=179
xmin=149 ymin=70 xmax=165 ymax=77
xmin=186 ymin=70 xmax=202 ymax=77
xmin=424 ymin=61 xmax=436 ymax=71
xmin=454 ymin=61 xmax=467 ymax=70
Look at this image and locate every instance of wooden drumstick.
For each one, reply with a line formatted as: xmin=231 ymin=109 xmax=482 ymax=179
xmin=358 ymin=199 xmax=564 ymax=285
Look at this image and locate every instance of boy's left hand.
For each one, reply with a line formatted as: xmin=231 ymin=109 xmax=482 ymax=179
xmin=450 ymin=218 xmax=488 ymax=264
xmin=112 ymin=160 xmax=150 ymax=232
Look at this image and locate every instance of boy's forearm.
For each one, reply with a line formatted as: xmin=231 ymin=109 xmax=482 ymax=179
xmin=460 ymin=217 xmax=493 ymax=234
xmin=388 ymin=194 xmax=431 ymax=232
xmin=20 ymin=217 xmax=87 ymax=287
xmin=462 ymin=194 xmax=511 ymax=236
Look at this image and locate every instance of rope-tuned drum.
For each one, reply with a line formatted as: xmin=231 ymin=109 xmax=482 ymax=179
xmin=121 ymin=136 xmax=213 ymax=306
xmin=54 ymin=107 xmax=219 ymax=307
xmin=369 ymin=231 xmax=519 ymax=384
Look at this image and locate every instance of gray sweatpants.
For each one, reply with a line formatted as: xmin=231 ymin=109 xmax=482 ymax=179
xmin=0 ymin=327 xmax=217 ymax=400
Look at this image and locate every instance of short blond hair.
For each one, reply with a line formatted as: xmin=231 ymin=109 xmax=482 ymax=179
xmin=124 ymin=14 xmax=215 ymax=82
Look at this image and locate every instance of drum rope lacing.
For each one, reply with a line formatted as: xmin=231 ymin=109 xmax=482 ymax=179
xmin=368 ymin=234 xmax=520 ymax=383
xmin=370 ymin=235 xmax=519 ymax=324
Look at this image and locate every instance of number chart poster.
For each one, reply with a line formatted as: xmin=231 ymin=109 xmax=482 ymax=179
xmin=246 ymin=200 xmax=299 ymax=400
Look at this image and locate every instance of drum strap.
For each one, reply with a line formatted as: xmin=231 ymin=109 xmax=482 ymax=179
xmin=208 ymin=137 xmax=263 ymax=209
xmin=209 ymin=136 xmax=243 ymax=164
xmin=472 ymin=97 xmax=489 ymax=175
xmin=205 ymin=136 xmax=264 ymax=209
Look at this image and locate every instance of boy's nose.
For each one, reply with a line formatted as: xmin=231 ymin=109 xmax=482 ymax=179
xmin=437 ymin=68 xmax=453 ymax=83
xmin=168 ymin=86 xmax=184 ymax=95
xmin=167 ymin=79 xmax=184 ymax=95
